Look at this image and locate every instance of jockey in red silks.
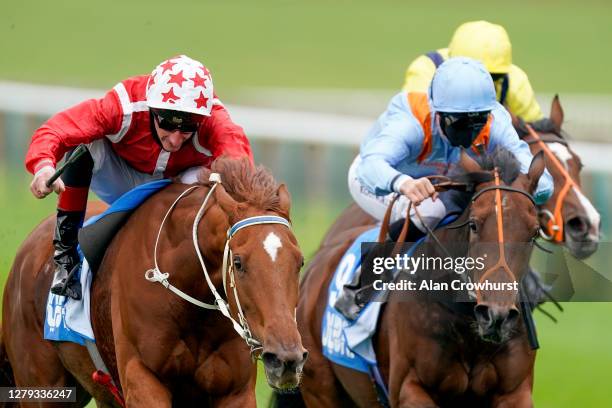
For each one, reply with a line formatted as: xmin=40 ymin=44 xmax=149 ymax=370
xmin=26 ymin=55 xmax=253 ymax=300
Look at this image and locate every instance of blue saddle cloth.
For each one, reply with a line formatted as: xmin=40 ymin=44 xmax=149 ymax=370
xmin=321 ymin=215 xmax=457 ymax=399
xmin=44 ymin=179 xmax=171 ymax=345
xmin=322 ymin=228 xmax=424 ymax=373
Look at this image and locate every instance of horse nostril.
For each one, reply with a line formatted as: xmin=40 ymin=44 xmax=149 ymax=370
xmin=262 ymin=352 xmax=282 ymax=370
xmin=474 ymin=304 xmax=491 ymax=325
xmin=566 ymin=216 xmax=589 ymax=237
xmin=507 ymin=307 xmax=520 ymax=323
xmin=302 ymin=350 xmax=309 ymax=362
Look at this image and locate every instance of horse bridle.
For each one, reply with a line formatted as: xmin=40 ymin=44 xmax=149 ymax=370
xmin=468 ymin=169 xmax=536 ymax=302
xmin=145 ymin=173 xmax=291 ymax=355
xmin=405 ymin=170 xmax=537 ymax=302
xmin=522 ymin=123 xmax=579 ymax=242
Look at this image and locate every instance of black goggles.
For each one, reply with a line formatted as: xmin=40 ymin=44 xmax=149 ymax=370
xmin=439 ymin=111 xmax=490 ymax=148
xmin=152 ymin=109 xmax=203 ymax=133
xmin=440 ymin=111 xmax=489 ymax=130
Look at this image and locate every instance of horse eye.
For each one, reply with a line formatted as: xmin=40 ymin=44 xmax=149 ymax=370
xmin=233 ymin=255 xmax=243 ymax=271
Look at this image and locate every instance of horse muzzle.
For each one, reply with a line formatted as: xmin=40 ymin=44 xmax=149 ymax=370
xmin=564 ymin=215 xmax=600 ymax=259
xmin=474 ymin=303 xmax=520 ymax=343
xmin=262 ymin=346 xmax=309 ymax=391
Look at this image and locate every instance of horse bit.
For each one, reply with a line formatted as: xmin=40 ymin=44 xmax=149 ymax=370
xmin=145 ymin=173 xmax=291 ymax=355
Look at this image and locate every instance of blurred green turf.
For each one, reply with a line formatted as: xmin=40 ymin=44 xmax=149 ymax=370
xmin=1 ymin=179 xmax=612 ymax=406
xmin=1 ymin=0 xmax=611 ymax=93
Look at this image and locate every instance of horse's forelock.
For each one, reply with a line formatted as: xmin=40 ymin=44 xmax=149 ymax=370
xmin=197 ymin=157 xmax=283 ymax=213
xmin=474 ymin=148 xmax=521 ymax=185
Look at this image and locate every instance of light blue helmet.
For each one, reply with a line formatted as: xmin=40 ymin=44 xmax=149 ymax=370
xmin=429 ymin=57 xmax=497 ymax=113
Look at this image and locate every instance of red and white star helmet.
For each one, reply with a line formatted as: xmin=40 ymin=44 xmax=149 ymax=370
xmin=146 ymin=55 xmax=214 ymax=116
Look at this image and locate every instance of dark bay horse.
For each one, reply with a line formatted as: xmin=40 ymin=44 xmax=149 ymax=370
xmin=320 ymin=96 xmax=600 ymax=260
xmin=293 ymin=149 xmax=546 ymax=407
xmin=2 ymin=157 xmax=307 ymax=407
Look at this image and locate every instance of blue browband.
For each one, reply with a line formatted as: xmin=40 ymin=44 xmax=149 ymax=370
xmin=228 ymin=215 xmax=291 ymax=238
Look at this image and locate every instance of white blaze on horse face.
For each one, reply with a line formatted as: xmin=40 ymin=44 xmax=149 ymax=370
xmin=547 ymin=142 xmax=600 ymax=239
xmin=263 ymin=232 xmax=283 ymax=262
xmin=573 ymin=186 xmax=601 ymax=240
xmin=502 ymin=195 xmax=508 ymax=209
xmin=548 ymin=143 xmax=572 ymax=170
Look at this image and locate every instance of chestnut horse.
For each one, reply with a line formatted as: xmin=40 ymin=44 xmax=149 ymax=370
xmin=2 ymin=157 xmax=307 ymax=407
xmin=320 ymin=96 xmax=600 ymax=260
xmin=291 ymin=149 xmax=546 ymax=407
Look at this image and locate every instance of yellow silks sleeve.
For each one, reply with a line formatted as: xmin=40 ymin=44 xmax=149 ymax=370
xmin=504 ymin=64 xmax=544 ymax=121
xmin=402 ymin=48 xmax=449 ymax=93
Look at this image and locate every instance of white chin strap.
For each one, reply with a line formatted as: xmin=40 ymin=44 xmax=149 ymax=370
xmin=145 ymin=173 xmax=291 ymax=353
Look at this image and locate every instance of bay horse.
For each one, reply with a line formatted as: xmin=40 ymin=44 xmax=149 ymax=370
xmin=291 ymin=149 xmax=546 ymax=407
xmin=320 ymin=96 xmax=600 ymax=260
xmin=1 ymin=157 xmax=307 ymax=407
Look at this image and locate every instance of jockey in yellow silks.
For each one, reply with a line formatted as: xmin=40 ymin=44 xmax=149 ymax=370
xmin=402 ymin=20 xmax=543 ymax=122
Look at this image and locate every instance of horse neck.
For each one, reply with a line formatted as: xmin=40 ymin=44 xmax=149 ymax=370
xmin=420 ymin=212 xmax=475 ymax=317
xmin=159 ymin=187 xmax=230 ymax=301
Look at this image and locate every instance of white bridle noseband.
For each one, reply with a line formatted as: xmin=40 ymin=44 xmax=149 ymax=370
xmin=145 ymin=173 xmax=291 ymax=353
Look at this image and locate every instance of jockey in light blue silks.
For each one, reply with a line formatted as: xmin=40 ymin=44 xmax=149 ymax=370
xmin=335 ymin=57 xmax=553 ymax=319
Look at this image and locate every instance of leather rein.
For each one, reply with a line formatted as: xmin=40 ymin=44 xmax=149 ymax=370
xmin=379 ymin=171 xmax=538 ymax=302
xmin=145 ymin=173 xmax=291 ymax=356
xmin=522 ymin=123 xmax=579 ymax=242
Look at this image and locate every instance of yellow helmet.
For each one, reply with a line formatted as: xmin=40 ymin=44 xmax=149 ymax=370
xmin=448 ymin=21 xmax=512 ymax=74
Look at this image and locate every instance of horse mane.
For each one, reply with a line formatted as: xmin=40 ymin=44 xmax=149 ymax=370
xmin=474 ymin=147 xmax=522 ymax=185
xmin=197 ymin=156 xmax=283 ymax=213
xmin=451 ymin=147 xmax=521 ymax=187
xmin=514 ymin=117 xmax=566 ymax=139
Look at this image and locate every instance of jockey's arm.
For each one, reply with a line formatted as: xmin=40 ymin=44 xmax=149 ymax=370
xmin=505 ymin=65 xmax=544 ymax=122
xmin=25 ymin=89 xmax=122 ymax=198
xmin=199 ymin=99 xmax=253 ymax=164
xmin=25 ymin=89 xmax=122 ymax=174
xmin=356 ymin=106 xmax=424 ymax=197
xmin=490 ymin=106 xmax=553 ymax=204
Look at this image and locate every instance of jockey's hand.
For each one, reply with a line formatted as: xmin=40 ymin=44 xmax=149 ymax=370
xmin=30 ymin=166 xmax=65 ymax=199
xmin=399 ymin=177 xmax=437 ymax=205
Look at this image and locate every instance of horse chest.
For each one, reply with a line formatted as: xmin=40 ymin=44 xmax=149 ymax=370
xmin=415 ymin=356 xmax=499 ymax=397
xmin=158 ymin=336 xmax=249 ymax=396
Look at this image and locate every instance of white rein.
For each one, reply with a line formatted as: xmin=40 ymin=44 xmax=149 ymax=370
xmin=145 ymin=173 xmax=291 ymax=353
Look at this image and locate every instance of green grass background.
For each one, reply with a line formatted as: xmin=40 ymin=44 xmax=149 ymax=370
xmin=1 ymin=0 xmax=611 ymax=93
xmin=1 ymin=1 xmax=612 ymax=406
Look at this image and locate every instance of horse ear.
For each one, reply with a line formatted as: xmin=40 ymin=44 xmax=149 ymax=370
xmin=550 ymin=94 xmax=564 ymax=133
xmin=527 ymin=151 xmax=546 ymax=192
xmin=214 ymin=184 xmax=239 ymax=221
xmin=458 ymin=149 xmax=482 ymax=173
xmin=277 ymin=184 xmax=291 ymax=217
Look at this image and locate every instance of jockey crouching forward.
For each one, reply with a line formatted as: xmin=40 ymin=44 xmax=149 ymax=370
xmin=26 ymin=55 xmax=253 ymax=300
xmin=335 ymin=57 xmax=553 ymax=319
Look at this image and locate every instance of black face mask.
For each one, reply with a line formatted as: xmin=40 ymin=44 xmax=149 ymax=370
xmin=439 ymin=112 xmax=490 ymax=148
